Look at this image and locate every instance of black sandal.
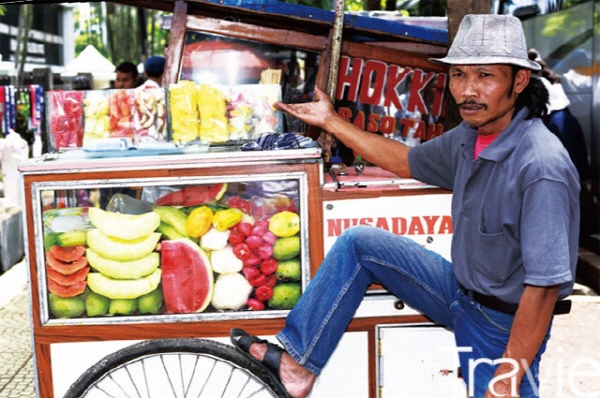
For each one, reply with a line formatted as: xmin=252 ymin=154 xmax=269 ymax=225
xmin=230 ymin=328 xmax=286 ymax=378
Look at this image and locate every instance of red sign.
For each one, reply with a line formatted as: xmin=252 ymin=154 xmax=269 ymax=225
xmin=335 ymin=56 xmax=448 ymax=142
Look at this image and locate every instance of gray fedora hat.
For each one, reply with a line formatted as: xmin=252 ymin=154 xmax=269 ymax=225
xmin=430 ymin=14 xmax=541 ymax=70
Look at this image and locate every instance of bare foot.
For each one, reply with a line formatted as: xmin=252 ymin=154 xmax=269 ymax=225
xmin=248 ymin=341 xmax=317 ymax=398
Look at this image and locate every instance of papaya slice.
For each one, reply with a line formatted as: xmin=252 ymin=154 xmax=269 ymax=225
xmin=49 ymin=245 xmax=86 ymax=263
xmin=46 ymin=251 xmax=89 ymax=275
xmin=46 ymin=265 xmax=90 ymax=286
xmin=47 ymin=278 xmax=87 ymax=298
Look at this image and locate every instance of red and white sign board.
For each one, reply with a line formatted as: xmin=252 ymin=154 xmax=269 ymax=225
xmin=322 ymin=193 xmax=453 ymax=260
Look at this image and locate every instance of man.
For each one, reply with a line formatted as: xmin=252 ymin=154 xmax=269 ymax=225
xmin=114 ymin=61 xmax=139 ymax=89
xmin=231 ymin=14 xmax=579 ymax=398
xmin=141 ymin=56 xmax=165 ymax=88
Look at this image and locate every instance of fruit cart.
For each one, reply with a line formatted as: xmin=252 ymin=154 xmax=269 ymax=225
xmin=20 ymin=1 xmax=468 ymax=397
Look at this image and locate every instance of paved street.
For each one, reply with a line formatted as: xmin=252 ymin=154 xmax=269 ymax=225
xmin=0 ymin=261 xmax=34 ymax=398
xmin=0 ymin=259 xmax=598 ymax=398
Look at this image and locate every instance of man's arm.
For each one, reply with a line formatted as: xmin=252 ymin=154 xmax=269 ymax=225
xmin=275 ymin=87 xmax=412 ymax=178
xmin=486 ymin=284 xmax=560 ymax=397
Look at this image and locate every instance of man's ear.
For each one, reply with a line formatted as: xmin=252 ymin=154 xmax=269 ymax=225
xmin=514 ymin=68 xmax=531 ymax=94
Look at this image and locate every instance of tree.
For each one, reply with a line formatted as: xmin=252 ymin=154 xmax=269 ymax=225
xmin=15 ymin=4 xmax=32 ymax=86
xmin=75 ymin=4 xmax=169 ymax=66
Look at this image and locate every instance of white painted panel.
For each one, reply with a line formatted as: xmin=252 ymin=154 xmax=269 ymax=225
xmin=378 ymin=324 xmax=466 ymax=397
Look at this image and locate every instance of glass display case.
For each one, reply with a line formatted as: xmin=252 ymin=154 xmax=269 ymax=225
xmin=21 ymin=149 xmax=324 ymax=327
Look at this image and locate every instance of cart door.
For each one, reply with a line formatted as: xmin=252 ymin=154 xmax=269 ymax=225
xmin=377 ymin=324 xmax=466 ymax=397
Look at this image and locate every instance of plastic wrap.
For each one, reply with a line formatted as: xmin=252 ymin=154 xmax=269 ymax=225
xmin=197 ymin=83 xmax=229 ymax=143
xmin=47 ymin=90 xmax=85 ymax=149
xmin=82 ymin=90 xmax=110 ymax=145
xmin=133 ymin=87 xmax=167 ymax=144
xmin=108 ymin=89 xmax=135 ymax=139
xmin=169 ymin=80 xmax=200 ymax=144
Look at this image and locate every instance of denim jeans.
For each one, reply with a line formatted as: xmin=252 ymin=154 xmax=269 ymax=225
xmin=277 ymin=226 xmax=551 ymax=397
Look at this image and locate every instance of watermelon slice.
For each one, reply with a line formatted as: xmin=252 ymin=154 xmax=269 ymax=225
xmin=49 ymin=245 xmax=86 ymax=263
xmin=160 ymin=239 xmax=214 ymax=313
xmin=156 ymin=183 xmax=227 ymax=206
xmin=46 ymin=251 xmax=89 ymax=275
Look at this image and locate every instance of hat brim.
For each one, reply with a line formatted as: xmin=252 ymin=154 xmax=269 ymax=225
xmin=429 ymin=55 xmax=541 ymax=71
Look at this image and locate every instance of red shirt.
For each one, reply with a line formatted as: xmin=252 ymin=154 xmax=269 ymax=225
xmin=474 ymin=131 xmax=500 ymax=159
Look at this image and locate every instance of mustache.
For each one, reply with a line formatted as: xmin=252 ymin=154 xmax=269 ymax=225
xmin=457 ymin=100 xmax=488 ymax=110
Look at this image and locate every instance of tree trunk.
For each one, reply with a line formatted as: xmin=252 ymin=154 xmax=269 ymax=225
xmin=137 ymin=7 xmax=147 ymax=60
xmin=444 ymin=0 xmax=492 ymax=130
xmin=15 ymin=4 xmax=33 ymax=86
xmin=105 ymin=3 xmax=115 ymax=62
xmin=365 ymin=0 xmax=380 ymax=11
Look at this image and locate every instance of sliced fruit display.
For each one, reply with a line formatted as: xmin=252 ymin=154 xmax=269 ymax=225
xmin=87 ymin=268 xmax=162 ymax=300
xmin=86 ymin=229 xmax=161 ymax=262
xmin=55 ymin=230 xmax=88 ymax=247
xmin=210 ymin=245 xmax=243 ymax=274
xmin=157 ymin=221 xmax=187 ymax=240
xmin=46 ymin=265 xmax=90 ymax=286
xmin=88 ymin=207 xmax=160 ymax=240
xmin=46 ymin=250 xmax=88 ymax=275
xmin=211 ymin=272 xmax=252 ymax=311
xmin=155 ymin=183 xmax=228 ymax=206
xmin=43 ymin=207 xmax=91 ymax=233
xmin=49 ymin=245 xmax=86 ymax=263
xmin=200 ymin=227 xmax=230 ymax=251
xmin=86 ymin=249 xmax=160 ymax=280
xmin=153 ymin=206 xmax=189 ymax=237
xmin=48 ymin=278 xmax=88 ymax=298
xmin=185 ymin=205 xmax=213 ymax=238
xmin=160 ymin=238 xmax=213 ymax=313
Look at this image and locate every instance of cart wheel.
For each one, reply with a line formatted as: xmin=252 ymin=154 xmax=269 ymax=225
xmin=63 ymin=338 xmax=289 ymax=398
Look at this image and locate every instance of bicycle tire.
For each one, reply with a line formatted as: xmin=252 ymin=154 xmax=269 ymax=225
xmin=63 ymin=337 xmax=290 ymax=398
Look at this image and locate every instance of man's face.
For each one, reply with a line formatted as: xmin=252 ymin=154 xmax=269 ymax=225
xmin=115 ymin=71 xmax=136 ymax=89
xmin=448 ymin=64 xmax=530 ymax=135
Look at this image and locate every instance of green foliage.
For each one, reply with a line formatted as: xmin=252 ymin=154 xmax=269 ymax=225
xmin=74 ymin=4 xmax=169 ymax=65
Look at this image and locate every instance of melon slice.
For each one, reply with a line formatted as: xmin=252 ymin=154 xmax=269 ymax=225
xmin=87 ymin=229 xmax=161 ymax=262
xmin=88 ymin=207 xmax=160 ymax=240
xmin=87 ymin=268 xmax=162 ymax=300
xmin=87 ymin=249 xmax=160 ymax=280
xmin=160 ymin=239 xmax=214 ymax=313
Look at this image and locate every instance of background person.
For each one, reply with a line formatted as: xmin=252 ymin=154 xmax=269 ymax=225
xmin=528 ymin=49 xmax=592 ymax=185
xmin=231 ymin=14 xmax=579 ymax=398
xmin=114 ymin=61 xmax=139 ymax=89
xmin=141 ymin=56 xmax=165 ymax=88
